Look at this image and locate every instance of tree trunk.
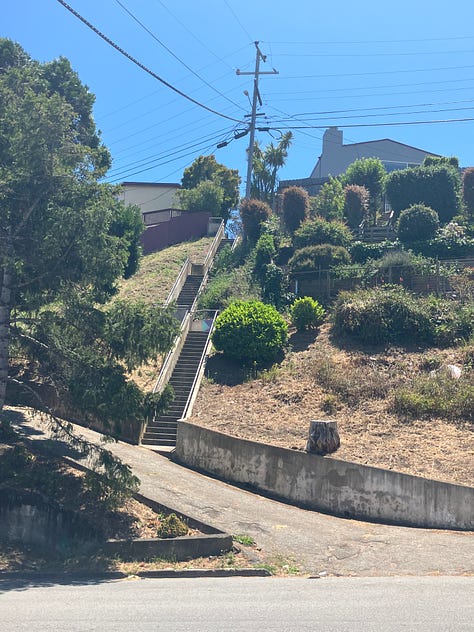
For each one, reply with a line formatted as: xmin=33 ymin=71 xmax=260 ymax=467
xmin=0 ymin=241 xmax=13 ymax=416
xmin=306 ymin=419 xmax=340 ymax=455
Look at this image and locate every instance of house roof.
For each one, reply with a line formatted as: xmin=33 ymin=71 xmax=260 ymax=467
xmin=342 ymin=137 xmax=440 ymax=156
xmin=121 ymin=181 xmax=181 ymax=188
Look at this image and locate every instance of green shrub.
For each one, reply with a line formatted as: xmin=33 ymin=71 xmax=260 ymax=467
xmin=240 ymin=198 xmax=272 ymax=243
xmin=333 ymin=286 xmax=431 ymax=345
xmin=348 ymin=240 xmax=396 ymax=263
xmin=397 ymin=204 xmax=439 ymax=244
xmin=198 ymin=267 xmax=258 ymax=311
xmin=386 ymin=164 xmax=462 ymax=223
xmin=333 ymin=285 xmax=474 ymax=347
xmin=293 ymin=218 xmax=352 ymax=250
xmin=261 ymin=263 xmax=285 ymax=308
xmin=290 ymin=296 xmax=325 ymax=331
xmin=310 ymin=176 xmax=345 ymax=221
xmin=462 ymin=167 xmax=474 ymax=219
xmin=253 ymin=233 xmax=276 ymax=281
xmin=212 ymin=300 xmax=288 ymax=365
xmin=343 ymin=184 xmax=369 ymax=230
xmin=288 ymin=244 xmax=351 ymax=273
xmin=392 ymin=375 xmax=474 ymax=421
xmin=156 ymin=513 xmax=188 ymax=539
xmin=282 ymin=186 xmax=309 ymax=232
xmin=413 ymin=222 xmax=474 ymax=259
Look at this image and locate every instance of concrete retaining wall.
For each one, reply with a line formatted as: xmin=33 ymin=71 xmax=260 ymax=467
xmin=176 ymin=422 xmax=474 ymax=530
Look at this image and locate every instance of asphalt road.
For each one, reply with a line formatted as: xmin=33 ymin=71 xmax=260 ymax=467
xmin=1 ymin=576 xmax=473 ymax=631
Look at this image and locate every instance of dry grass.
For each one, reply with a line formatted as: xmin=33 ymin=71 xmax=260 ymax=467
xmin=116 ymin=236 xmax=213 ymax=305
xmin=189 ymin=324 xmax=474 ymax=487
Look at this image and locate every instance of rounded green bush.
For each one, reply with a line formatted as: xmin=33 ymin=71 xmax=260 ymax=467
xmin=332 ymin=285 xmax=474 ymax=347
xmin=288 ymin=244 xmax=350 ymax=273
xmin=212 ymin=300 xmax=288 ymax=364
xmin=290 ymin=296 xmax=325 ymax=331
xmin=397 ymin=204 xmax=439 ymax=244
xmin=293 ymin=218 xmax=352 ymax=250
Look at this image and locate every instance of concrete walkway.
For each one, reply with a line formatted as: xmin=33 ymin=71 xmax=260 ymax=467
xmin=9 ymin=407 xmax=474 ymax=577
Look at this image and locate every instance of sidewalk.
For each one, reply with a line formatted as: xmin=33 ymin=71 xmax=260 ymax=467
xmin=9 ymin=407 xmax=474 ymax=577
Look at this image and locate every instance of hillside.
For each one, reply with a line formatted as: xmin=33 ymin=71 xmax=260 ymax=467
xmin=116 ymin=236 xmax=214 ymax=305
xmin=118 ymin=237 xmax=214 ymax=391
xmin=188 ymin=324 xmax=474 ymax=487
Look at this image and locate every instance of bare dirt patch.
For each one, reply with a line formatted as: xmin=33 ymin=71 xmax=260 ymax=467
xmin=189 ymin=324 xmax=474 ymax=487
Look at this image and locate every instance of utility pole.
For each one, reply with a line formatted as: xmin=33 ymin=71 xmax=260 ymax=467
xmin=237 ymin=42 xmax=278 ymax=198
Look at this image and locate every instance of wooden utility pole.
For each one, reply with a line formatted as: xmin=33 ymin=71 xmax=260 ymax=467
xmin=237 ymin=42 xmax=278 ymax=198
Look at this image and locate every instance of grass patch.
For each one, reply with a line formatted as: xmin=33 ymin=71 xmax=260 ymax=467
xmin=392 ymin=374 xmax=474 ymax=421
xmin=117 ymin=236 xmax=213 ymax=305
xmin=233 ymin=534 xmax=256 ymax=546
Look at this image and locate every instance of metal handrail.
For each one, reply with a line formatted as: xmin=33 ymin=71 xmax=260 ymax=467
xmin=164 ymin=258 xmax=191 ymax=307
xmin=152 ymin=310 xmax=191 ymax=395
xmin=203 ymin=220 xmax=225 ymax=272
xmin=180 ymin=309 xmax=219 ymax=421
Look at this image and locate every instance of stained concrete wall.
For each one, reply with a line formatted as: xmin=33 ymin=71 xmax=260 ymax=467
xmin=0 ymin=489 xmax=99 ymax=553
xmin=176 ymin=422 xmax=474 ymax=530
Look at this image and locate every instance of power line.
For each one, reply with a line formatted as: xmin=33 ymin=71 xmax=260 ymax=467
xmin=154 ymin=0 xmax=236 ymax=71
xmin=224 ymin=0 xmax=254 ymax=42
xmin=265 ymin=76 xmax=474 ymax=97
xmin=55 ymin=0 xmax=243 ymax=123
xmin=268 ymin=105 xmax=474 ymax=124
xmin=113 ymin=0 xmax=245 ymax=112
xmin=269 ymin=117 xmax=474 ymax=130
xmin=269 ymin=98 xmax=474 ymax=118
xmin=283 ymin=64 xmax=474 ymax=80
xmin=107 ymin=128 xmax=234 ymax=177
xmin=275 ymin=48 xmax=474 ymax=58
xmin=108 ymin=137 xmax=222 ymax=182
xmin=265 ymin=35 xmax=474 ymax=45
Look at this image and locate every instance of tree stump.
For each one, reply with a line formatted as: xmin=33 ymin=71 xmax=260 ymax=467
xmin=306 ymin=420 xmax=340 ymax=455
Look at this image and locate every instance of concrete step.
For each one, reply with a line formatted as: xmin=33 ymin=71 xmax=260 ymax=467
xmin=141 ymin=437 xmax=176 ymax=447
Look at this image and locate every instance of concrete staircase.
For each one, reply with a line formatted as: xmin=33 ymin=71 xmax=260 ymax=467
xmin=141 ymin=330 xmax=209 ymax=447
xmin=141 ymin=226 xmax=230 ymax=449
xmin=175 ymin=274 xmax=204 ymax=310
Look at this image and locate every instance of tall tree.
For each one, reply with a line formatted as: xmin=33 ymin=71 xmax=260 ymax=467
xmin=0 ymin=40 xmax=178 ymax=448
xmin=343 ymin=158 xmax=386 ymax=225
xmin=310 ymin=176 xmax=345 ymax=221
xmin=385 ymin=162 xmax=462 ymax=223
xmin=180 ymin=155 xmax=240 ymax=222
xmin=251 ymin=132 xmax=292 ymax=206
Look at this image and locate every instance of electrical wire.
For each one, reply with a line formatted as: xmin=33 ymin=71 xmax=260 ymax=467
xmin=223 ymin=0 xmax=254 ymax=43
xmin=108 ymin=137 xmax=223 ymax=182
xmin=267 ymin=117 xmax=474 ymax=130
xmin=113 ymin=0 xmax=246 ymax=112
xmin=265 ymin=35 xmax=474 ymax=45
xmin=108 ymin=131 xmax=231 ymax=177
xmin=283 ymin=64 xmax=474 ymax=80
xmin=55 ymin=0 xmax=243 ymax=123
xmin=154 ymin=0 xmax=236 ymax=71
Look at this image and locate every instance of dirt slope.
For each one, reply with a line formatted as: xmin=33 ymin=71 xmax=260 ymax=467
xmin=189 ymin=325 xmax=474 ymax=486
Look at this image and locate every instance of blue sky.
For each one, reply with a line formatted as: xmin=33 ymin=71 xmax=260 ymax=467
xmin=3 ymin=0 xmax=474 ymax=193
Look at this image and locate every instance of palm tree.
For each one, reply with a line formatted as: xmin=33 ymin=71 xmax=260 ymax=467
xmin=250 ymin=132 xmax=292 ymax=207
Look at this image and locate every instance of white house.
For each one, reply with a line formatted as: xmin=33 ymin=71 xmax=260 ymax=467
xmin=119 ymin=182 xmax=181 ymax=225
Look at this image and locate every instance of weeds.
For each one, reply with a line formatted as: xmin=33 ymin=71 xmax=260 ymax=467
xmin=233 ymin=534 xmax=256 ymax=546
xmin=392 ymin=374 xmax=474 ymax=421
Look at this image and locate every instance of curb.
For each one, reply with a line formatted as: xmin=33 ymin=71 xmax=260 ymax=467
xmin=0 ymin=568 xmax=271 ymax=583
